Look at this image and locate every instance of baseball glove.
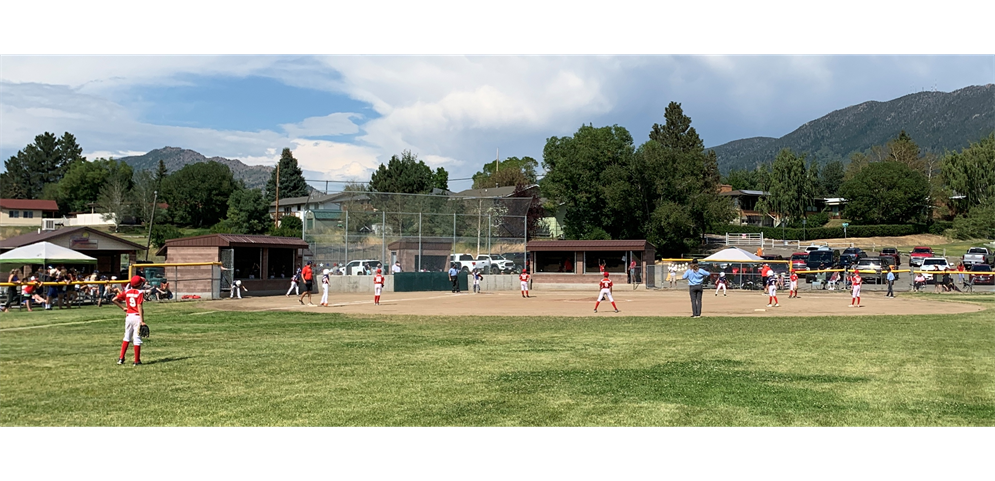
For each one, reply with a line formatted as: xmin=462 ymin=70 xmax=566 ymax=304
xmin=139 ymin=324 xmax=150 ymax=338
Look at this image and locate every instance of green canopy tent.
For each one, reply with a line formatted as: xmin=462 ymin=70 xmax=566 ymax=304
xmin=0 ymin=241 xmax=97 ymax=268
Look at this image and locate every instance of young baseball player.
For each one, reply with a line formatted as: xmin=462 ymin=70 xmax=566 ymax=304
xmin=667 ymin=263 xmax=677 ymax=288
xmin=320 ymin=269 xmax=330 ymax=306
xmin=113 ymin=275 xmax=147 ymax=366
xmin=594 ymin=271 xmax=619 ymax=313
xmin=286 ymin=267 xmax=301 ymax=296
xmin=766 ymin=273 xmax=780 ymax=307
xmin=373 ymin=268 xmax=385 ymax=305
xmin=519 ymin=269 xmax=531 ymax=298
xmin=230 ymin=279 xmax=247 ymax=298
xmin=472 ymin=269 xmax=482 ymax=293
xmin=788 ymin=271 xmax=799 ymax=298
xmin=849 ymin=271 xmax=863 ymax=307
xmin=714 ymin=271 xmax=727 ymax=296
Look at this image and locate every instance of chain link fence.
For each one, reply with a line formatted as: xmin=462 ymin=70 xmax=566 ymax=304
xmin=302 ymin=192 xmax=531 ymax=275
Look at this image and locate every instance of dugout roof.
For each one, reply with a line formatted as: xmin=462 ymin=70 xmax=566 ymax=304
xmin=526 ymin=239 xmax=654 ymax=252
xmin=155 ymin=233 xmax=309 ymax=256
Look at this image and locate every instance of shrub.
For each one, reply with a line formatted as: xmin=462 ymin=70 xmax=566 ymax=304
xmin=149 ymin=224 xmax=182 ymax=248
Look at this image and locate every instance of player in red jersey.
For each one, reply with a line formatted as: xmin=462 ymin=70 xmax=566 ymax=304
xmin=848 ymin=271 xmax=863 ymax=307
xmin=594 ymin=271 xmax=619 ymax=313
xmin=788 ymin=271 xmax=799 ymax=298
xmin=112 ymin=275 xmax=147 ymax=366
xmin=519 ymin=269 xmax=531 ymax=298
xmin=373 ymin=268 xmax=385 ymax=305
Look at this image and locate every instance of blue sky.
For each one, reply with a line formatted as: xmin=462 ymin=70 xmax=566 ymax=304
xmin=2 ymin=55 xmax=992 ymax=192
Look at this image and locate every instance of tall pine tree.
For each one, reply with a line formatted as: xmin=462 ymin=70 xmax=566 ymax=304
xmin=1 ymin=131 xmax=86 ymax=199
xmin=264 ymin=148 xmax=310 ymax=203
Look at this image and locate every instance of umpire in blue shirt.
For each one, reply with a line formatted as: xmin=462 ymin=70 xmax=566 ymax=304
xmin=682 ymin=259 xmax=710 ymax=318
xmin=448 ymin=263 xmax=460 ymax=293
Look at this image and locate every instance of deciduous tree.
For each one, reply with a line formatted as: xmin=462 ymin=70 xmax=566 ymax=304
xmin=472 ymin=156 xmax=539 ymax=188
xmin=839 ymin=161 xmax=930 ymax=225
xmin=161 ymin=161 xmax=239 ymax=228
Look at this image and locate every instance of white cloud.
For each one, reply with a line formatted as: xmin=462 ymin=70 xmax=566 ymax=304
xmin=280 ymin=113 xmax=362 ymax=138
xmin=287 ymin=139 xmax=381 ymax=181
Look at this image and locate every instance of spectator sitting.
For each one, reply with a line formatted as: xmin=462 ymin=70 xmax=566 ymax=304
xmin=154 ymin=279 xmax=172 ymax=300
xmin=942 ymin=273 xmax=960 ymax=293
xmin=914 ymin=273 xmax=926 ymax=292
xmin=827 ymin=271 xmax=840 ymax=290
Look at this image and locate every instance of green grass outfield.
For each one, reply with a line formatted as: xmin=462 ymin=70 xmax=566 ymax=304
xmin=2 ymin=294 xmax=993 ymax=426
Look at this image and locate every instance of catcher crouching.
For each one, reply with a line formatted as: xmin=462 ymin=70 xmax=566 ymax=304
xmin=113 ymin=275 xmax=148 ymax=366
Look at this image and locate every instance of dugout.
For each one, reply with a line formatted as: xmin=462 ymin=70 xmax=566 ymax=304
xmin=525 ymin=239 xmax=656 ymax=289
xmin=157 ymin=234 xmax=310 ymax=296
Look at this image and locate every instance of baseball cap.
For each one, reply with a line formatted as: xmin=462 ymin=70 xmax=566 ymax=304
xmin=376 ymin=268 xmax=382 ymax=274
xmin=603 ymin=271 xmax=610 ymax=277
xmin=130 ymin=275 xmax=144 ymax=286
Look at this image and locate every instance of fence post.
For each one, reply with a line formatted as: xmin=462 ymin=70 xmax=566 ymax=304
xmin=382 ymin=211 xmax=386 ymax=269
xmin=345 ymin=210 xmax=349 ymax=267
xmin=418 ymin=212 xmax=422 ymax=272
xmin=453 ymin=213 xmax=457 ymax=257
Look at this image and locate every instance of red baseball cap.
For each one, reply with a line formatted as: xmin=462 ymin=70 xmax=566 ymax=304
xmin=130 ymin=275 xmax=144 ymax=287
xmin=603 ymin=271 xmax=610 ymax=277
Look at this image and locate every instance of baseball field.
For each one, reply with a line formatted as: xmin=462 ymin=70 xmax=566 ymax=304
xmin=1 ymin=289 xmax=992 ymax=426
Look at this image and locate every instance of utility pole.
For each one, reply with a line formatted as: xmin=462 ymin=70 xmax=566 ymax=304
xmin=274 ymin=161 xmax=281 ymax=228
xmin=496 ymin=148 xmax=499 ymax=172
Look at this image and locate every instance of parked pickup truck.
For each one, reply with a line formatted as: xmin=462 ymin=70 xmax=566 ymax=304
xmin=909 ymin=246 xmax=934 ymax=267
xmin=962 ymin=247 xmax=993 ymax=266
xmin=878 ymin=247 xmax=901 ymax=267
xmin=476 ymin=254 xmax=515 ymax=273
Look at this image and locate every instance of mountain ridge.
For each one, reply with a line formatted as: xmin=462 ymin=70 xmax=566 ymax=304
xmin=116 ymin=147 xmax=273 ymax=190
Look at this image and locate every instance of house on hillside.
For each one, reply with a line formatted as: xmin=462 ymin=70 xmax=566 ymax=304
xmin=0 ymin=199 xmax=60 ymax=226
xmin=720 ymin=189 xmax=777 ymax=226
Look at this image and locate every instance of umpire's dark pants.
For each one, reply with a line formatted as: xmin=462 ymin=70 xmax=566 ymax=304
xmin=886 ymin=279 xmax=894 ymax=297
xmin=451 ymin=277 xmax=459 ymax=293
xmin=689 ymin=284 xmax=703 ymax=317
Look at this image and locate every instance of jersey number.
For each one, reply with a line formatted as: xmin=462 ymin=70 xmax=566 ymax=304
xmin=128 ymin=297 xmax=138 ymax=308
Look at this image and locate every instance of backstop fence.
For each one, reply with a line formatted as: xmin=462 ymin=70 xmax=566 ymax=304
xmin=301 ymin=192 xmax=531 ymax=275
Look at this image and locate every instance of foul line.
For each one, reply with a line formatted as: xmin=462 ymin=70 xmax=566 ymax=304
xmin=0 ymin=318 xmax=114 ymax=331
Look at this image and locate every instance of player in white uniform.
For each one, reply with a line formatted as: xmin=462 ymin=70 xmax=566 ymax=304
xmin=230 ymin=279 xmax=247 ymax=299
xmin=714 ymin=272 xmax=727 ymax=296
xmin=472 ymin=269 xmax=482 ymax=293
xmin=519 ymin=269 xmax=531 ymax=298
xmin=112 ymin=275 xmax=147 ymax=366
xmin=594 ymin=271 xmax=619 ymax=313
xmin=320 ymin=269 xmax=330 ymax=306
xmin=286 ymin=268 xmax=301 ymax=296
xmin=848 ymin=272 xmax=863 ymax=307
xmin=766 ymin=274 xmax=780 ymax=307
xmin=373 ymin=268 xmax=384 ymax=305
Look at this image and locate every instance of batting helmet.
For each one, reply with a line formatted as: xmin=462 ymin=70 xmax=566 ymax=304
xmin=376 ymin=268 xmax=382 ymax=274
xmin=130 ymin=275 xmax=144 ymax=287
xmin=522 ymin=268 xmax=527 ymax=273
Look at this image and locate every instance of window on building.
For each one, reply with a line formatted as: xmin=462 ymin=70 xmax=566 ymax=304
xmin=23 ymin=211 xmax=34 ymax=218
xmin=9 ymin=210 xmax=19 ymax=218
xmin=233 ymin=247 xmax=262 ymax=279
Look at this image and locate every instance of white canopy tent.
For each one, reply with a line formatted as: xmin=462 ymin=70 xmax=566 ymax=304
xmin=0 ymin=241 xmax=97 ymax=266
xmin=698 ymin=247 xmax=769 ymax=289
xmin=701 ymin=247 xmax=763 ymax=262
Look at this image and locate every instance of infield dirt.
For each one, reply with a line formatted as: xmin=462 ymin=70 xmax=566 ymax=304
xmin=212 ymin=288 xmax=985 ymax=317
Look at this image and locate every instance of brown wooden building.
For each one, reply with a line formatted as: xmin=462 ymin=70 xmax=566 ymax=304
xmin=525 ymin=239 xmax=656 ymax=288
xmin=157 ymin=234 xmax=310 ymax=295
xmin=0 ymin=226 xmax=144 ymax=276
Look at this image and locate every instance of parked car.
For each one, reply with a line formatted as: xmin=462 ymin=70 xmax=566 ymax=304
xmin=962 ymin=247 xmax=993 ymax=267
xmin=854 ymin=257 xmax=888 ymax=284
xmin=840 ymin=247 xmax=867 ymax=268
xmin=449 ymin=253 xmax=478 ymax=272
xmin=909 ymin=246 xmax=934 ymax=267
xmin=342 ymin=259 xmax=383 ymax=275
xmin=968 ymin=264 xmax=994 ymax=285
xmin=805 ymin=248 xmax=839 ymax=270
xmin=476 ymin=254 xmax=515 ymax=273
xmin=920 ymin=257 xmax=950 ymax=282
xmin=878 ymin=247 xmax=901 ymax=267
xmin=790 ymin=252 xmax=809 ymax=271
xmin=804 ymin=243 xmax=828 ymax=253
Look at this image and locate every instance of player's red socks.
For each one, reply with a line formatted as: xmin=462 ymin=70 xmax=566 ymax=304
xmin=769 ymin=296 xmax=774 ymax=304
xmin=611 ymin=302 xmax=617 ymax=310
xmin=594 ymin=301 xmax=600 ymax=310
xmin=856 ymin=297 xmax=860 ymax=306
xmin=134 ymin=345 xmax=141 ymax=363
xmin=119 ymin=341 xmax=129 ymax=360
xmin=773 ymin=296 xmax=778 ymax=304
